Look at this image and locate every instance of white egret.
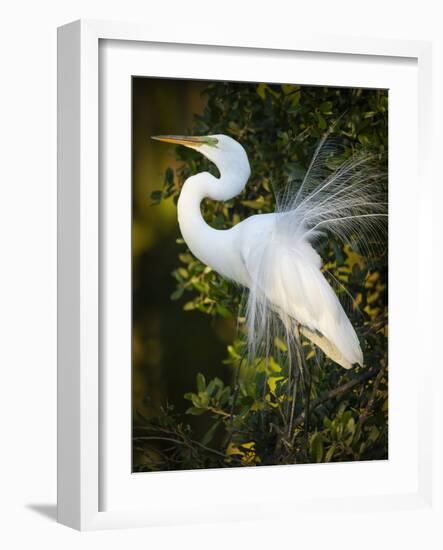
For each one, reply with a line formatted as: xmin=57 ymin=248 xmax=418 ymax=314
xmin=152 ymin=134 xmax=386 ymax=370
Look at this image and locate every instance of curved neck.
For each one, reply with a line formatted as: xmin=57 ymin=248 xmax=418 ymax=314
xmin=177 ymin=161 xmax=250 ymax=277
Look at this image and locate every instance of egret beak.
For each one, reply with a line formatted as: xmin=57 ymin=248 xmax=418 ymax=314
xmin=151 ymin=135 xmax=218 ymax=148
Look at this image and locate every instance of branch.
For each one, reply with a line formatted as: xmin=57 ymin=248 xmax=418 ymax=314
xmin=359 ymin=366 xmax=385 ymax=425
xmin=292 ymin=366 xmax=380 ymax=428
xmin=133 ymin=435 xmax=234 ymax=460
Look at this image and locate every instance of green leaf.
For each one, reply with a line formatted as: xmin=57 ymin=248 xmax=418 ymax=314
xmin=227 ymin=345 xmax=241 ymax=359
xmin=325 ymin=444 xmax=336 ymax=463
xmin=310 ymin=433 xmax=324 ymax=463
xmin=368 ymin=426 xmax=380 ymax=442
xmin=216 ymin=304 xmax=231 ymax=318
xmin=268 ymin=357 xmax=281 ymax=374
xmin=201 ymin=420 xmax=221 ymax=446
xmin=197 ymin=391 xmax=209 ymax=408
xmin=318 ymin=114 xmax=327 ymax=129
xmin=267 ymin=376 xmax=284 ymax=394
xmin=240 ymin=196 xmax=265 ymax=209
xmin=178 ymin=253 xmax=193 ymax=264
xmin=319 ymin=101 xmax=333 ymax=114
xmin=207 ymin=377 xmax=224 ymax=397
xmin=274 ymin=336 xmax=287 ymax=352
xmin=346 ymin=417 xmax=356 ymax=435
xmin=170 ymin=288 xmax=184 ymax=301
xmin=185 ymin=407 xmax=206 ymax=416
xmin=196 ymin=373 xmax=206 ymax=393
xmin=218 ymin=387 xmax=231 ymax=406
xmin=191 ymin=393 xmax=202 ymax=408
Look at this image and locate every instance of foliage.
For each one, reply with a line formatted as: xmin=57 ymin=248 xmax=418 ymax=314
xmin=134 ymin=82 xmax=388 ymax=471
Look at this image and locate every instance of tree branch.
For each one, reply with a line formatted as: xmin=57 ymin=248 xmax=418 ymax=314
xmin=134 ymin=435 xmax=234 ymax=460
xmin=292 ymin=366 xmax=380 ymax=428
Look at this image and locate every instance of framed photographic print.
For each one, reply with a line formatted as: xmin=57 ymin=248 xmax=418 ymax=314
xmin=57 ymin=19 xmax=434 ymax=531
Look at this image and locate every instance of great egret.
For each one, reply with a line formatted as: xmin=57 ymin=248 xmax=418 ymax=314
xmin=152 ymin=134 xmax=386 ymax=370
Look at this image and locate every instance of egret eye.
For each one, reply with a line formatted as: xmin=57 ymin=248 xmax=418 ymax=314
xmin=204 ymin=136 xmax=219 ymax=148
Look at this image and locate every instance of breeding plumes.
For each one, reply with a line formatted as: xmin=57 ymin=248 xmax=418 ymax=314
xmin=152 ymin=134 xmax=386 ymax=370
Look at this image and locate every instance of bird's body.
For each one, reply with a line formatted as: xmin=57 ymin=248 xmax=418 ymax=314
xmin=153 ymin=134 xmax=385 ymax=369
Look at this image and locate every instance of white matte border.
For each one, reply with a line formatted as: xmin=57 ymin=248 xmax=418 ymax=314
xmin=101 ymin=42 xmax=419 ymax=512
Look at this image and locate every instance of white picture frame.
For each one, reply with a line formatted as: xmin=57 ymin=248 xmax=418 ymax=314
xmin=57 ymin=19 xmax=434 ymax=531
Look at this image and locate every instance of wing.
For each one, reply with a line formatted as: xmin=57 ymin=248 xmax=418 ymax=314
xmin=239 ymin=213 xmax=363 ymax=369
xmin=235 ymin=139 xmax=385 ymax=369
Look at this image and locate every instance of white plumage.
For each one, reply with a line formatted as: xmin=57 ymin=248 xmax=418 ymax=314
xmin=152 ymin=134 xmax=386 ymax=370
xmin=238 ymin=213 xmax=363 ymax=369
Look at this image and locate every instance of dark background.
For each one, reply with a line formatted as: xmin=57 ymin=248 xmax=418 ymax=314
xmin=132 ymin=78 xmax=236 ymax=422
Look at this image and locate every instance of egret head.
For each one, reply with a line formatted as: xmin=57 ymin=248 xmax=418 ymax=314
xmin=151 ymin=134 xmax=250 ymax=176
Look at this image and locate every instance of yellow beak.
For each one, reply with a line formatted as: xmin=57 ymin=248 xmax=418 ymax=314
xmin=151 ymin=135 xmax=207 ymax=147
